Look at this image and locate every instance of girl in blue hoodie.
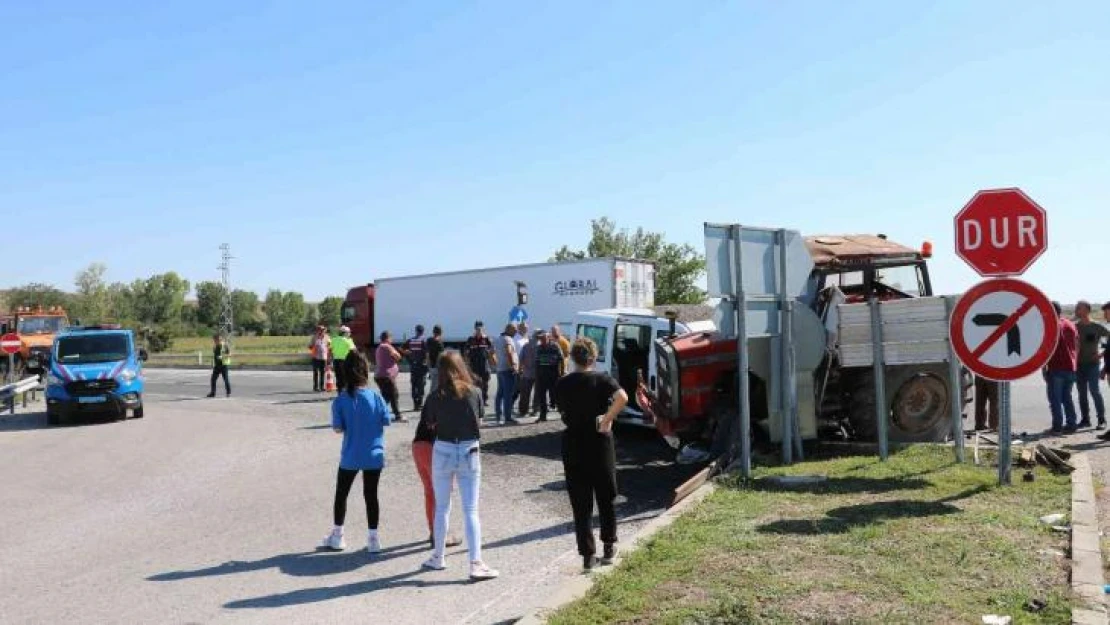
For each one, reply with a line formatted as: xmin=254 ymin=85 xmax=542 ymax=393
xmin=321 ymin=352 xmax=392 ymax=552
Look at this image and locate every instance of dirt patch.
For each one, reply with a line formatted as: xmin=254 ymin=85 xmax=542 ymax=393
xmin=654 ymin=580 xmax=710 ymax=604
xmin=786 ymin=590 xmax=877 ymax=623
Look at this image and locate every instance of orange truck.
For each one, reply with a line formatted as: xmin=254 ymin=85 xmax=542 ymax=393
xmin=0 ymin=306 xmax=70 ymax=375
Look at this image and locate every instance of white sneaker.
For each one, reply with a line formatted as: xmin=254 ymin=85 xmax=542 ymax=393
xmin=321 ymin=528 xmax=346 ymax=551
xmin=469 ymin=561 xmax=500 ymax=581
xmin=421 ymin=556 xmax=447 ymax=571
xmin=367 ymin=532 xmax=381 ymax=554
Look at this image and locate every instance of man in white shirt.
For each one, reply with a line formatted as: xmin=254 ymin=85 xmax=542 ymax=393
xmin=512 ymin=322 xmax=530 ymax=415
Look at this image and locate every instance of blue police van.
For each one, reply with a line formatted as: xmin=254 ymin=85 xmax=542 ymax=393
xmin=45 ymin=325 xmax=147 ymax=425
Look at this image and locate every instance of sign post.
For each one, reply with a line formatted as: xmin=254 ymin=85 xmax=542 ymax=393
xmin=1 ymin=332 xmax=21 ymax=384
xmin=953 ymin=188 xmax=1050 ymax=485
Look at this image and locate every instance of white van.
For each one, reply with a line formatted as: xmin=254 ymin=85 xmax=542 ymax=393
xmin=571 ymin=308 xmax=713 ymax=426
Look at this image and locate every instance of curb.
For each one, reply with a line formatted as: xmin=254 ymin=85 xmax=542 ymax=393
xmin=1071 ymin=453 xmax=1107 ymax=625
xmin=515 ymin=482 xmax=717 ymax=625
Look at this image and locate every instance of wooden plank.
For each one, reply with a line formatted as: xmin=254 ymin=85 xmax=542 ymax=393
xmin=672 ymin=460 xmax=718 ymax=507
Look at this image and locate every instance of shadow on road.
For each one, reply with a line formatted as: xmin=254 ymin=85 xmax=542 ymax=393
xmin=0 ymin=411 xmax=121 ymax=432
xmin=148 ymin=541 xmax=428 ymax=582
xmin=223 ymin=568 xmax=471 ymax=609
xmin=481 ymin=423 xmax=700 ymax=518
xmin=276 ymin=397 xmax=335 ymax=405
xmin=299 ymin=424 xmax=333 ymax=430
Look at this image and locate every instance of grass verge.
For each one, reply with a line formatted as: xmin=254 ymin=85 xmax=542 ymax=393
xmin=165 ymin=335 xmax=309 ymax=355
xmin=549 ymin=446 xmax=1072 ymax=625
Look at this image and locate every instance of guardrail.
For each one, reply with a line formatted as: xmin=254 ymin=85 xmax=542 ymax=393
xmin=1 ymin=376 xmax=42 ymax=414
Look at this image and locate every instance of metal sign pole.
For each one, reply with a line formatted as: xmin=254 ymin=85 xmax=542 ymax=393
xmin=998 ymin=381 xmax=1012 ymax=485
xmin=944 ymin=296 xmax=965 ymax=463
xmin=777 ymin=230 xmax=802 ymax=462
xmin=732 ymin=225 xmax=752 ymax=480
xmin=778 ymin=230 xmax=793 ymax=465
xmin=869 ymin=297 xmax=889 ymax=461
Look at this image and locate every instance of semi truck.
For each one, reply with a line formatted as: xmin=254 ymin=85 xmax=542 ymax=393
xmin=637 ymin=226 xmax=972 ymax=459
xmin=341 ymin=258 xmax=656 ymax=353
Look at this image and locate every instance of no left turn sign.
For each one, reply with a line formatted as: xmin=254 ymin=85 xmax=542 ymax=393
xmin=949 ymin=278 xmax=1059 ymax=381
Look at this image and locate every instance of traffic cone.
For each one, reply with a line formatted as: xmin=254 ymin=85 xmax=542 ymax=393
xmin=324 ymin=364 xmax=337 ymax=392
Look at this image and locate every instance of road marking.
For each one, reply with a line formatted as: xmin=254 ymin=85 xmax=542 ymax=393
xmin=970 ymin=297 xmax=1035 ymax=360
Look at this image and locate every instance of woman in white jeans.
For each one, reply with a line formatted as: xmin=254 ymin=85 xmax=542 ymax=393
xmin=419 ymin=351 xmax=499 ymax=581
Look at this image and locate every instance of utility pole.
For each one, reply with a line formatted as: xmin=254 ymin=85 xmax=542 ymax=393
xmin=218 ymin=244 xmax=235 ymax=349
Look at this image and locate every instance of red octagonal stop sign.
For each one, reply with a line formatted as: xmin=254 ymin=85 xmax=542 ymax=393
xmin=954 ymin=188 xmax=1047 ymax=277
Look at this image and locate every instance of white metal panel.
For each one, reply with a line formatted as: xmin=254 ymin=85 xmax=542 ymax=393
xmin=704 ymin=224 xmax=813 ymax=300
xmin=375 ymin=259 xmax=631 ymax=344
xmin=837 ymin=297 xmax=951 ymax=367
xmin=613 ymin=260 xmax=656 ymax=309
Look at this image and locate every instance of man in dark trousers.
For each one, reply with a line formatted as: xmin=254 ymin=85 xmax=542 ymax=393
xmin=426 ymin=325 xmax=445 ymax=393
xmin=973 ymin=374 xmax=998 ymax=431
xmin=206 ymin=334 xmax=231 ymax=398
xmin=404 ymin=324 xmax=429 ymax=411
xmin=463 ymin=321 xmax=494 ymax=406
xmin=534 ymin=331 xmax=563 ymax=422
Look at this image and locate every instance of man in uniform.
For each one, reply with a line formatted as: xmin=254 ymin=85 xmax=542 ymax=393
xmin=427 ymin=325 xmax=445 ymax=393
xmin=405 ymin=324 xmax=429 ymax=411
xmin=464 ymin=321 xmax=495 ymax=406
xmin=207 ymin=334 xmax=231 ymax=398
xmin=534 ymin=330 xmax=563 ymax=422
xmin=331 ymin=326 xmax=357 ymax=391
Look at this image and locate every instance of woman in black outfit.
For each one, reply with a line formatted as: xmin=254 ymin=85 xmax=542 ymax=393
xmin=553 ymin=337 xmax=628 ymax=570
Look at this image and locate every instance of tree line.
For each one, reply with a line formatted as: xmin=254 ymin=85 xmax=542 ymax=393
xmin=1 ymin=218 xmax=707 ymax=349
xmin=0 ymin=263 xmax=344 ymax=350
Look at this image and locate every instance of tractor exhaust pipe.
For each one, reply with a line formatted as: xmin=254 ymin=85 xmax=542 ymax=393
xmin=665 ymin=310 xmax=678 ymax=337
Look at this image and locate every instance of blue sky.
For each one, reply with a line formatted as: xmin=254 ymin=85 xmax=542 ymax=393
xmin=2 ymin=1 xmax=1107 ymax=303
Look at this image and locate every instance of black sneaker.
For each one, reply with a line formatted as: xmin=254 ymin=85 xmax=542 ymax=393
xmin=1098 ymin=420 xmax=1107 ymax=430
xmin=583 ymin=555 xmax=599 ymax=571
xmin=206 ymin=392 xmax=215 ymax=398
xmin=601 ymin=543 xmax=617 ymax=566
xmin=1078 ymin=419 xmax=1092 ymax=429
xmin=1063 ymin=426 xmax=1078 ymax=434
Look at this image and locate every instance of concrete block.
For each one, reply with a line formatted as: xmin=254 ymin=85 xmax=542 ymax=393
xmin=1076 ymin=582 xmax=1107 ymax=606
xmin=1073 ymin=501 xmax=1100 ymax=526
xmin=1074 ymin=528 xmax=1103 ymax=555
xmin=1073 ymin=545 xmax=1108 ymax=587
xmin=1073 ymin=607 xmax=1108 ymax=625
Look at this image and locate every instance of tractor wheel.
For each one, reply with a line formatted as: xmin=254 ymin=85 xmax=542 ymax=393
xmin=47 ymin=409 xmax=62 ymax=426
xmin=848 ymin=364 xmax=952 ymax=443
xmin=134 ymin=404 xmax=144 ymax=419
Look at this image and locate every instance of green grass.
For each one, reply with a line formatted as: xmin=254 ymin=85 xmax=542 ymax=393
xmin=550 ymin=446 xmax=1073 ymax=625
xmin=165 ymin=335 xmax=309 ymax=355
xmin=146 ymin=353 xmax=309 ymax=367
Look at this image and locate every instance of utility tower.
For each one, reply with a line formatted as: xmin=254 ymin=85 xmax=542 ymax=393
xmin=218 ymin=244 xmax=235 ymax=347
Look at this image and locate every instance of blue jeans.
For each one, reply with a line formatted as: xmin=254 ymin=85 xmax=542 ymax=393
xmin=1077 ymin=363 xmax=1105 ymax=422
xmin=1046 ymin=370 xmax=1078 ymax=430
xmin=432 ymin=440 xmax=482 ymax=562
xmin=495 ymin=371 xmax=517 ymax=421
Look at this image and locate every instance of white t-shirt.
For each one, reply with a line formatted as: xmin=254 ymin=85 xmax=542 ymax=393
xmin=513 ymin=334 xmax=528 ymax=358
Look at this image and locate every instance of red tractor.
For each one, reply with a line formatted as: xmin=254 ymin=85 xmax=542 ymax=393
xmin=639 ymin=233 xmax=970 ymax=460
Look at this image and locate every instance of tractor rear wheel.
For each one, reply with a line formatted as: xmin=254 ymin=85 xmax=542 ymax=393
xmin=848 ymin=364 xmax=952 ymax=443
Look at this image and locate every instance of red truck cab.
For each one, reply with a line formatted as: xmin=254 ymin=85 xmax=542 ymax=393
xmin=341 ymin=285 xmax=375 ymax=354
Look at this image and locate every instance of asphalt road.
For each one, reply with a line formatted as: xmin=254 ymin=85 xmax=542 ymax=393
xmin=0 ymin=368 xmax=1097 ymax=625
xmin=0 ymin=369 xmax=698 ymax=625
